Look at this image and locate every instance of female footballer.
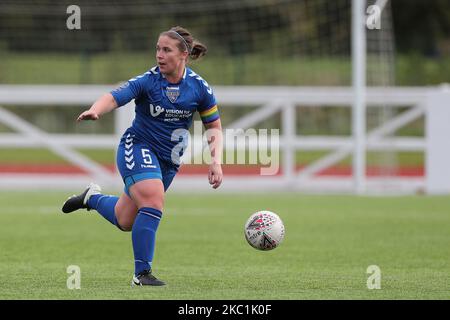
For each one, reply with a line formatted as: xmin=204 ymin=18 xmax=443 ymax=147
xmin=62 ymin=26 xmax=223 ymax=286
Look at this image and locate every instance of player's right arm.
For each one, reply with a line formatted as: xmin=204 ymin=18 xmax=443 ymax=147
xmin=77 ymin=71 xmax=149 ymax=122
xmin=77 ymin=93 xmax=118 ymax=122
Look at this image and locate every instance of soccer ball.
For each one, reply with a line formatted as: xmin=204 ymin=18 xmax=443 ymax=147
xmin=244 ymin=211 xmax=285 ymax=250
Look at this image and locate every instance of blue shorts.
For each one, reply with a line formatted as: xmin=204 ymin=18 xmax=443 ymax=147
xmin=116 ymin=132 xmax=179 ymax=196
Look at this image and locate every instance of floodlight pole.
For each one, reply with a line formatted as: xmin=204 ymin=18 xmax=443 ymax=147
xmin=352 ymin=0 xmax=367 ymax=194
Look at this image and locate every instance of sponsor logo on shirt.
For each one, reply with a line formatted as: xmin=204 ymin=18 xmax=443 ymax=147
xmin=149 ymin=103 xmax=165 ymax=117
xmin=149 ymin=103 xmax=193 ymax=122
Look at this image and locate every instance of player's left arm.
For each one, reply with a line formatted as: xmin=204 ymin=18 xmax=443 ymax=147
xmin=204 ymin=118 xmax=223 ymax=189
xmin=198 ymin=78 xmax=222 ymax=189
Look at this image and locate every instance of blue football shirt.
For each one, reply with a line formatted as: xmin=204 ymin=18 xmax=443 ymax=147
xmin=111 ymin=66 xmax=219 ymax=165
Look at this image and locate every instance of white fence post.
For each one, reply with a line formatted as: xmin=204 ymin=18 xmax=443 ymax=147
xmin=425 ymin=87 xmax=450 ymax=194
xmin=352 ymin=0 xmax=367 ymax=194
xmin=282 ymin=103 xmax=296 ymax=186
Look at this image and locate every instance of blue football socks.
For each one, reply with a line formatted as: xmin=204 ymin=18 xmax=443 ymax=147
xmin=132 ymin=207 xmax=162 ymax=275
xmin=88 ymin=194 xmax=121 ymax=229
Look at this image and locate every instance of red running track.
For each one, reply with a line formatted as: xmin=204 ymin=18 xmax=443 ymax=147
xmin=0 ymin=164 xmax=424 ymax=177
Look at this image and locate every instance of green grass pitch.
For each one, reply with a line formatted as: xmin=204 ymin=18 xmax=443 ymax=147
xmin=0 ymin=191 xmax=449 ymax=299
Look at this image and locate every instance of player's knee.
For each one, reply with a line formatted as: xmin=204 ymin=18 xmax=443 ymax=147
xmin=138 ymin=197 xmax=164 ymax=212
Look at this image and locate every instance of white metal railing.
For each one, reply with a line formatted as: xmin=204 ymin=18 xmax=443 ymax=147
xmin=0 ymin=85 xmax=449 ymax=194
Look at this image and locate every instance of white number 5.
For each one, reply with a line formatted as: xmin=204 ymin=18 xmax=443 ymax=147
xmin=141 ymin=149 xmax=153 ymax=164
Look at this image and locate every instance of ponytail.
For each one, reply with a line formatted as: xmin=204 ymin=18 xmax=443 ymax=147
xmin=162 ymin=26 xmax=208 ymax=61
